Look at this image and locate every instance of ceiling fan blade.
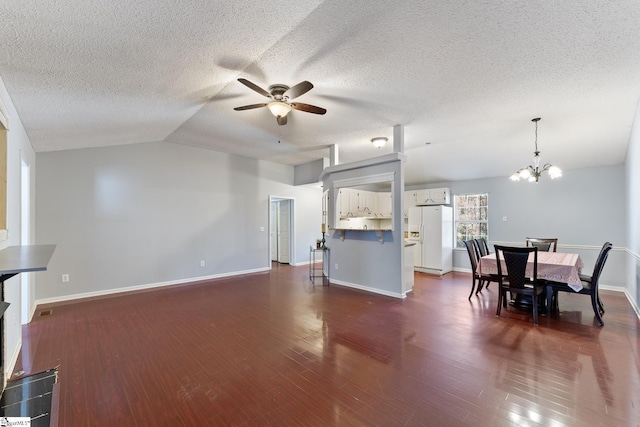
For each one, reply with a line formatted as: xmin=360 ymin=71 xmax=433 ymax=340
xmin=237 ymin=78 xmax=271 ymax=98
xmin=233 ymin=103 xmax=268 ymax=111
xmin=277 ymin=115 xmax=288 ymax=126
xmin=291 ymin=102 xmax=326 ymax=115
xmin=284 ymin=81 xmax=313 ymax=99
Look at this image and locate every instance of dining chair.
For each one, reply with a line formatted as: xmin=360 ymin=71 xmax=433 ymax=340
xmin=473 ymin=237 xmax=491 ymax=257
xmin=475 ymin=237 xmax=490 ymax=256
xmin=526 ymin=237 xmax=558 ymax=252
xmin=494 ymin=245 xmax=543 ymax=325
xmin=463 ymin=239 xmax=496 ymax=299
xmin=545 ymin=242 xmax=612 ymax=326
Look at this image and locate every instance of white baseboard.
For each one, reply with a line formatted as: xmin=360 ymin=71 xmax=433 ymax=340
xmin=33 ymin=267 xmax=270 ymax=307
xmin=600 ymin=285 xmax=640 ymax=321
xmin=414 ymin=266 xmax=451 ymax=275
xmin=328 ymin=278 xmax=405 ymax=299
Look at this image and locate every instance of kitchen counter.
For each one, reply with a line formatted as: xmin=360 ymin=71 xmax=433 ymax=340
xmin=330 ymin=228 xmax=391 ymax=243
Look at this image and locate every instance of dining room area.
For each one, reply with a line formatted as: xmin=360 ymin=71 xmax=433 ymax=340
xmin=465 ymin=236 xmax=611 ymax=326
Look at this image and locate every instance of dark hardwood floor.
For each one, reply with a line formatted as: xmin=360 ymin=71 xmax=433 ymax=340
xmin=13 ymin=263 xmax=640 ymax=426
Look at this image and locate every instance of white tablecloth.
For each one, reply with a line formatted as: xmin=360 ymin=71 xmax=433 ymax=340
xmin=479 ymin=252 xmax=584 ymax=291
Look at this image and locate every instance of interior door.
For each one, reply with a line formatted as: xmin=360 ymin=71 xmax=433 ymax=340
xmin=270 ymin=202 xmax=277 ymax=261
xmin=278 ymin=200 xmax=291 ymax=264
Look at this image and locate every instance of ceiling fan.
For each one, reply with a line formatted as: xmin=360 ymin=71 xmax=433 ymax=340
xmin=233 ymin=78 xmax=326 ymax=125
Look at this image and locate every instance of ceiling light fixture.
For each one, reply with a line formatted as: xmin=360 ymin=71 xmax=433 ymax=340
xmin=510 ymin=118 xmax=562 ymax=183
xmin=371 ymin=137 xmax=388 ymax=148
xmin=267 ymin=101 xmax=292 ymax=118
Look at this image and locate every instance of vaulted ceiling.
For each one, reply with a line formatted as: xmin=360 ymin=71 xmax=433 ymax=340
xmin=2 ymin=1 xmax=640 ymax=185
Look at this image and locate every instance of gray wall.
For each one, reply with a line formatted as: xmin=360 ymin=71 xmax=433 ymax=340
xmin=409 ymin=164 xmax=627 ymax=289
xmin=294 ymin=158 xmax=327 ymax=186
xmin=35 ymin=142 xmax=322 ymax=302
xmin=322 ymin=154 xmax=405 ymax=297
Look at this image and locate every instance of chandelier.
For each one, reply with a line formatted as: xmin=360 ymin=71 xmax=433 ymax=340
xmin=510 ymin=118 xmax=562 ymax=183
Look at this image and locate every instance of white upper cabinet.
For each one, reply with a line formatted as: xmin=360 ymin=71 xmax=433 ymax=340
xmin=356 ymin=190 xmax=377 ymax=216
xmin=338 ymin=188 xmax=355 ymax=217
xmin=338 ymin=189 xmax=394 ymax=218
xmin=404 ymin=191 xmax=416 ymax=217
xmin=414 ymin=187 xmax=450 ymax=206
xmin=378 ymin=192 xmax=392 ymax=218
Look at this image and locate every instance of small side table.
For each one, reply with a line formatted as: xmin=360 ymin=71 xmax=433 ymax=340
xmin=309 ymin=245 xmax=329 ymax=283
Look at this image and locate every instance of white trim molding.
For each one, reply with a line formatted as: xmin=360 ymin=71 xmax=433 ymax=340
xmin=328 ymin=278 xmax=405 ymax=299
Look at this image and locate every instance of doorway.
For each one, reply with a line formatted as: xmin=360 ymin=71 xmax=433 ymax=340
xmin=269 ymin=197 xmax=294 ymax=265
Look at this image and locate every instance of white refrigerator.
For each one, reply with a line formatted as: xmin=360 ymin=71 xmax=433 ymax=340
xmin=408 ymin=205 xmax=453 ymax=275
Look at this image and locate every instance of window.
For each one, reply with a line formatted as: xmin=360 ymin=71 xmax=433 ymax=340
xmin=454 ymin=193 xmax=488 ymax=248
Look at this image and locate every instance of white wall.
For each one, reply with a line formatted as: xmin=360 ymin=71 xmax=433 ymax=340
xmin=410 ymin=164 xmax=628 ymax=289
xmin=35 ymin=142 xmax=322 ymax=302
xmin=625 ymin=100 xmax=640 ymax=312
xmin=0 ymin=76 xmax=38 ymax=380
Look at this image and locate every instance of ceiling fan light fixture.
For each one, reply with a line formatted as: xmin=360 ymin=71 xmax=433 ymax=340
xmin=267 ymin=101 xmax=292 ymax=118
xmin=371 ymin=137 xmax=387 ymax=148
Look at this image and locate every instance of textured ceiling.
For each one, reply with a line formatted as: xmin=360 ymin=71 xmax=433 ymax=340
xmin=1 ymin=0 xmax=640 ymax=185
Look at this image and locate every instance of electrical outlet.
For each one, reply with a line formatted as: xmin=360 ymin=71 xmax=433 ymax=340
xmin=503 ymin=216 xmax=507 ymax=222
xmin=200 ymin=260 xmax=205 ymax=267
xmin=335 ymin=263 xmax=339 ymax=270
xmin=61 ymin=274 xmax=70 ymax=283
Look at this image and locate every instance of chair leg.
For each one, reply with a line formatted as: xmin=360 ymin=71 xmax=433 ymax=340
xmin=546 ymin=287 xmax=553 ymax=317
xmin=476 ymin=280 xmax=485 ymax=294
xmin=597 ymin=294 xmax=605 ymax=313
xmin=532 ymin=293 xmax=539 ymax=325
xmin=468 ymin=277 xmax=476 ymax=300
xmin=496 ymin=288 xmax=502 ymax=316
xmin=592 ymin=293 xmax=604 ymax=326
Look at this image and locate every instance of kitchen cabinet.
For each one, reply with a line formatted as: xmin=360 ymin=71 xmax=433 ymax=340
xmin=337 ymin=188 xmax=393 ymax=224
xmin=404 ymin=190 xmax=416 ymax=217
xmin=378 ymin=192 xmax=392 ymax=218
xmin=338 ymin=188 xmax=358 ymax=218
xmin=414 ymin=187 xmax=450 ymax=206
xmin=355 ymin=190 xmax=377 ymax=217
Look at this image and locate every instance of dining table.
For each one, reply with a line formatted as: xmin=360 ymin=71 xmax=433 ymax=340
xmin=479 ymin=251 xmax=584 ymax=292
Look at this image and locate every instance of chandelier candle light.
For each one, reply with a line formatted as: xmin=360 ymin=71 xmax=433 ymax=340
xmin=510 ymin=118 xmax=562 ymax=183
